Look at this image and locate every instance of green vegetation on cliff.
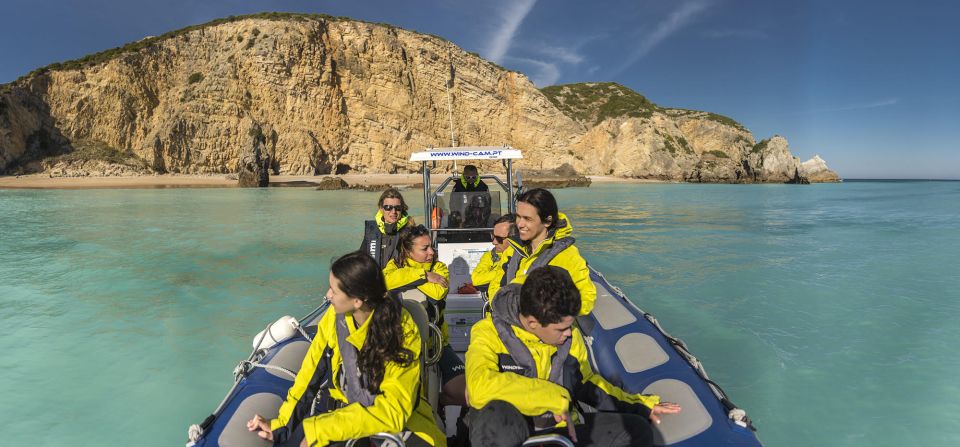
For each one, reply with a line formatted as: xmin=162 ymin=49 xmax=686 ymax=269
xmin=540 ymin=82 xmax=748 ymax=132
xmin=541 ymin=82 xmax=660 ymax=126
xmin=10 ymin=12 xmax=447 ymax=84
xmin=752 ymin=139 xmax=770 ymax=153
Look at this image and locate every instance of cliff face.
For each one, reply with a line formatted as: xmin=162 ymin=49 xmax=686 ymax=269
xmin=0 ymin=14 xmax=839 ymax=182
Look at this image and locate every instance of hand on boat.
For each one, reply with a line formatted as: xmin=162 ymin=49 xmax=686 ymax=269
xmin=649 ymin=402 xmax=682 ymax=424
xmin=425 ymin=271 xmax=448 ymax=287
xmin=246 ymin=414 xmax=274 ymax=441
xmin=553 ymin=410 xmax=578 ymax=443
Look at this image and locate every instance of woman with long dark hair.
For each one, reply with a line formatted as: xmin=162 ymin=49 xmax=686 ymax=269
xmin=383 ymin=225 xmax=467 ymax=407
xmin=247 ymin=251 xmax=445 ymax=447
xmin=486 ymin=188 xmax=597 ymax=314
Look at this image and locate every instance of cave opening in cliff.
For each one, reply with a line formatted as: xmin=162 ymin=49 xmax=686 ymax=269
xmin=335 ymin=163 xmax=351 ymax=175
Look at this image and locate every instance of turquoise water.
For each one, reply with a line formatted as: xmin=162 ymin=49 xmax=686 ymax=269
xmin=1 ymin=182 xmax=959 ymax=446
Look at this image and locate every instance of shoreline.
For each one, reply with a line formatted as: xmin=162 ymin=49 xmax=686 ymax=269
xmin=0 ymin=173 xmax=669 ymax=190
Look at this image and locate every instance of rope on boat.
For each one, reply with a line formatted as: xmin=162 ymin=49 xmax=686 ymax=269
xmin=235 ymin=360 xmax=299 ymax=380
xmin=593 ymin=269 xmax=756 ymax=431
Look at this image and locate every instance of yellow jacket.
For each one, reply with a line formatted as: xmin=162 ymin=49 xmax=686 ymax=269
xmin=470 ymin=246 xmax=514 ymax=289
xmin=465 ymin=288 xmax=659 ymax=427
xmin=270 ymin=308 xmax=446 ymax=446
xmin=487 ymin=213 xmax=596 ymax=314
xmin=383 ymin=258 xmax=450 ymax=346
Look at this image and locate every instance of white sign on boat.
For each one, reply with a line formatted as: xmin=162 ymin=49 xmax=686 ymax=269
xmin=409 ymin=146 xmax=523 ymax=162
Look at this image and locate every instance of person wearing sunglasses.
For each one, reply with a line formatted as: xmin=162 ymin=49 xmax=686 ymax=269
xmin=360 ymin=188 xmax=416 ymax=269
xmin=383 ymin=225 xmax=467 ymax=409
xmin=471 ymin=214 xmax=518 ymax=294
xmin=451 ymin=164 xmax=489 ymax=192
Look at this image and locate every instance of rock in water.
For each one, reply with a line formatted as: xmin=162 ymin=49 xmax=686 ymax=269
xmin=314 ymin=176 xmax=348 ymax=190
xmin=237 ymin=125 xmax=269 ymax=187
xmin=800 ymin=155 xmax=841 ymax=182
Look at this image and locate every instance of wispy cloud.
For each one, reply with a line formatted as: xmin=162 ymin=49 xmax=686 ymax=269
xmin=611 ymin=0 xmax=712 ymax=76
xmin=485 ymin=0 xmax=537 ymax=63
xmin=703 ymin=28 xmax=769 ymax=39
xmin=506 ymin=56 xmax=561 ymax=87
xmin=533 ymin=43 xmax=585 ymax=65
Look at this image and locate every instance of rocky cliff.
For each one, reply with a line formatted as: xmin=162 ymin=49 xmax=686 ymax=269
xmin=0 ymin=13 xmax=839 ymax=182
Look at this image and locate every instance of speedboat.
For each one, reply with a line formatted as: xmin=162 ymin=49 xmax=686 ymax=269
xmin=186 ymin=147 xmax=762 ymax=447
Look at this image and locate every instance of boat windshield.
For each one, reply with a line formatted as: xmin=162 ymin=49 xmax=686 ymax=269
xmin=433 ymin=190 xmax=502 ymax=242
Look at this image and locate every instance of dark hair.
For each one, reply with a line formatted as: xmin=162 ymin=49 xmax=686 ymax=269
xmin=394 ymin=224 xmax=432 ymax=267
xmin=494 ymin=213 xmax=516 ymax=226
xmin=463 ymin=164 xmax=479 ymax=175
xmin=331 ymin=251 xmax=414 ymax=393
xmin=493 ymin=213 xmax=519 ymax=238
xmin=517 ymin=188 xmax=559 ymax=229
xmin=519 ymin=266 xmax=581 ymax=324
xmin=378 ymin=188 xmax=409 ymax=214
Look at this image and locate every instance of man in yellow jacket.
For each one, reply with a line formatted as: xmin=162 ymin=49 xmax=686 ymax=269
xmin=487 ymin=189 xmax=596 ymax=315
xmin=465 ymin=266 xmax=680 ymax=447
xmin=470 ymin=214 xmax=517 ymax=294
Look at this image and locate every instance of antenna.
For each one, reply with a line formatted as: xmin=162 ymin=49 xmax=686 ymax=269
xmin=445 ymin=50 xmax=457 ymax=172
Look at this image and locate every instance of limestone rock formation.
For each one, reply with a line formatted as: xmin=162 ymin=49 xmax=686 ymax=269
xmin=746 ymin=136 xmax=801 ymax=183
xmin=800 ymin=155 xmax=841 ymax=182
xmin=237 ymin=124 xmax=270 ymax=187
xmin=0 ymin=13 xmax=839 ymax=183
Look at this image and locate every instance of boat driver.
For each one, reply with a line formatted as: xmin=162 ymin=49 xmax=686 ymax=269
xmin=452 ymin=164 xmax=488 ymax=192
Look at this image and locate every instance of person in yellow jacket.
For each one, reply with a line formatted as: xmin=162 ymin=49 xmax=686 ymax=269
xmin=246 ymin=251 xmax=445 ymax=447
xmin=487 ymin=188 xmax=597 ymax=315
xmin=470 ymin=214 xmax=517 ymax=294
xmin=360 ymin=188 xmax=417 ymax=269
xmin=383 ymin=225 xmax=467 ymax=408
xmin=465 ymin=266 xmax=681 ymax=447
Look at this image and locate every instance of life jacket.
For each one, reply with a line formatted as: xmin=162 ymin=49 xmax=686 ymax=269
xmin=362 ymin=210 xmax=409 ymax=268
xmin=459 ymin=174 xmax=481 ymax=190
xmin=335 ymin=313 xmax=377 ymax=406
xmin=502 ymin=231 xmax=575 ymax=289
xmin=490 ymin=284 xmax=574 ymax=428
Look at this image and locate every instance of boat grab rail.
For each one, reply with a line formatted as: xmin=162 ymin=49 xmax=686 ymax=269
xmin=187 ymin=301 xmax=330 ymax=445
xmin=590 ymin=267 xmax=756 ymax=431
xmin=345 ymin=432 xmax=407 ymax=447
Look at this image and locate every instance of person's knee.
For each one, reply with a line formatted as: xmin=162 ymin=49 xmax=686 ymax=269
xmin=617 ymin=413 xmax=654 ymax=447
xmin=467 ymin=401 xmax=528 ymax=447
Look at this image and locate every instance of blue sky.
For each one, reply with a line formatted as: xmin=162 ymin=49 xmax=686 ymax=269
xmin=2 ymin=0 xmax=957 ymax=179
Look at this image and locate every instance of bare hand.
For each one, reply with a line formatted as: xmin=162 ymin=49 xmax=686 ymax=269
xmin=246 ymin=414 xmax=274 ymax=442
xmin=553 ymin=411 xmax=578 ymax=443
xmin=425 ymin=271 xmax=448 ymax=287
xmin=649 ymin=402 xmax=682 ymax=425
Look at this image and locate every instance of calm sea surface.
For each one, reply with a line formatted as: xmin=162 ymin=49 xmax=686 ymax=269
xmin=1 ymin=182 xmax=959 ymax=446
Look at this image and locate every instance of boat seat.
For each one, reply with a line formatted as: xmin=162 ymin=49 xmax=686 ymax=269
xmin=401 ymin=298 xmax=444 ymax=429
xmin=262 ymin=340 xmax=311 ymax=379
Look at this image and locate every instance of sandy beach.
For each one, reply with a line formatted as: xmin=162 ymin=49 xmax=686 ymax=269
xmin=0 ymin=173 xmax=666 ymax=190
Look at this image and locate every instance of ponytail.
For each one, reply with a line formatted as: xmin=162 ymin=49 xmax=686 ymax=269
xmin=331 ymin=251 xmax=415 ymax=394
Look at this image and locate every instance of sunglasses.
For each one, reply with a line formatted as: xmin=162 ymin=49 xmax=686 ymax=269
xmin=492 ymin=234 xmax=508 ymax=243
xmin=382 ymin=204 xmax=403 ymax=212
xmin=464 ymin=175 xmax=478 ymax=181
